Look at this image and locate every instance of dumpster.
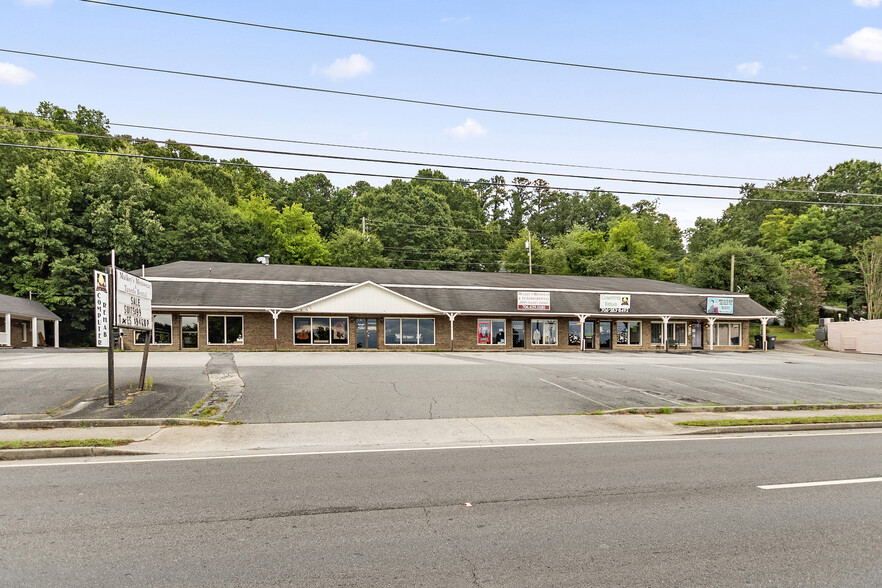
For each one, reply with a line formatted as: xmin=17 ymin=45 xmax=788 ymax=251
xmin=766 ymin=335 xmax=776 ymax=350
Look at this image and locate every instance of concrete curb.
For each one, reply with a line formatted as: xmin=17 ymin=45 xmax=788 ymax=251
xmin=679 ymin=421 xmax=882 ymax=435
xmin=605 ymin=403 xmax=882 ymax=415
xmin=0 ymin=447 xmax=154 ymax=461
xmin=0 ymin=418 xmax=221 ymax=430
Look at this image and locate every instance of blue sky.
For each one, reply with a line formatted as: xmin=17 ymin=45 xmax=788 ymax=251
xmin=3 ymin=0 xmax=882 ymax=232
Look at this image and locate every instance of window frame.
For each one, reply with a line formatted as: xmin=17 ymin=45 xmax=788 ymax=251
xmin=713 ymin=322 xmax=742 ymax=346
xmin=651 ymin=321 xmax=688 ymax=346
xmin=180 ymin=315 xmax=199 ymax=349
xmin=477 ymin=319 xmax=506 ymax=346
xmin=616 ymin=320 xmax=642 ymax=346
xmin=384 ymin=317 xmax=435 ymax=346
xmin=134 ymin=313 xmax=174 ymax=346
xmin=530 ymin=319 xmax=558 ymax=346
xmin=207 ymin=315 xmax=244 ymax=346
xmin=293 ymin=316 xmax=349 ymax=346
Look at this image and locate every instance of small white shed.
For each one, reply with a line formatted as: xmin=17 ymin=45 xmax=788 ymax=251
xmin=0 ymin=293 xmax=61 ymax=348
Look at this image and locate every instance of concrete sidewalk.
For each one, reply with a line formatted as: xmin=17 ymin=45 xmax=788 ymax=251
xmin=2 ymin=408 xmax=881 ymax=460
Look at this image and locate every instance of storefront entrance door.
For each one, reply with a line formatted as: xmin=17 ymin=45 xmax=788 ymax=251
xmin=356 ymin=319 xmax=378 ymax=349
xmin=598 ymin=321 xmax=612 ymax=349
xmin=691 ymin=322 xmax=703 ymax=349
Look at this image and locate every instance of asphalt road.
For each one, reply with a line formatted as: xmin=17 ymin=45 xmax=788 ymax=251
xmin=1 ymin=431 xmax=880 ymax=586
xmin=1 ymin=348 xmax=880 ymax=421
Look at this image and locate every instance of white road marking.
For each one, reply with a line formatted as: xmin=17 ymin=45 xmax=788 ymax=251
xmin=759 ymin=477 xmax=882 ymax=490
xmin=596 ymin=377 xmax=685 ymax=405
xmin=538 ymin=378 xmax=614 ymax=409
xmin=2 ymin=430 xmax=879 ymax=470
xmin=711 ymin=378 xmax=769 ymax=394
xmin=660 ymin=364 xmax=882 ymax=393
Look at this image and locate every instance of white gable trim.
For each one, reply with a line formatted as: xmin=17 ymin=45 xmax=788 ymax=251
xmin=290 ymin=281 xmax=444 ymax=315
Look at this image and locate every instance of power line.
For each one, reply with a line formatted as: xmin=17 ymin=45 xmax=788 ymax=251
xmin=80 ymin=0 xmax=882 ymax=97
xmin=8 ymin=112 xmax=777 ymax=182
xmin=3 ymin=141 xmax=881 ymax=208
xmin=8 ymin=124 xmax=881 ymax=200
xmin=4 ymin=48 xmax=882 ymax=151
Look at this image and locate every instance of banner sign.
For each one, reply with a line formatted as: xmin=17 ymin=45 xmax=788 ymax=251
xmin=517 ymin=291 xmax=551 ymax=311
xmin=600 ymin=294 xmax=631 ymax=312
xmin=115 ymin=269 xmax=153 ymax=330
xmin=477 ymin=320 xmax=491 ymax=344
xmin=94 ymin=270 xmax=110 ymax=348
xmin=706 ymin=297 xmax=734 ymax=315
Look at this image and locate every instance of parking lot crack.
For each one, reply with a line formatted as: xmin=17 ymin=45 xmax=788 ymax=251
xmin=465 ymin=419 xmax=493 ymax=443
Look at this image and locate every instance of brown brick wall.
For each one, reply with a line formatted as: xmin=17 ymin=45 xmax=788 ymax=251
xmin=124 ymin=313 xmax=750 ymax=352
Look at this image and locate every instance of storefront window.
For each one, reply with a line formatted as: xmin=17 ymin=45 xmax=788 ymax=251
xmin=135 ymin=314 xmax=172 ymax=345
xmin=181 ymin=316 xmax=199 ymax=348
xmin=616 ymin=321 xmax=641 ymax=345
xmin=385 ymin=318 xmax=434 ymax=345
xmin=568 ymin=320 xmax=582 ymax=346
xmin=295 ymin=317 xmax=348 ymax=345
xmin=530 ymin=319 xmax=557 ymax=345
xmin=668 ymin=322 xmax=687 ymax=346
xmin=478 ymin=319 xmax=505 ymax=345
xmin=713 ymin=323 xmax=741 ymax=346
xmin=208 ymin=315 xmax=243 ymax=345
xmin=651 ymin=322 xmax=663 ymax=346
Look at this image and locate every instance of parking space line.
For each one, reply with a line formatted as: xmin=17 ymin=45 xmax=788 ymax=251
xmin=538 ymin=378 xmax=614 ymax=409
xmin=596 ymin=377 xmax=684 ymax=405
xmin=759 ymin=477 xmax=882 ymax=490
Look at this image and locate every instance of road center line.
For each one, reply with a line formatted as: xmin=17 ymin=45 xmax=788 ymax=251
xmin=538 ymin=378 xmax=614 ymax=409
xmin=758 ymin=477 xmax=882 ymax=490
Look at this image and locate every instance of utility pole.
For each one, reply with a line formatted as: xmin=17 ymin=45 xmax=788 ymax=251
xmin=362 ymin=216 xmax=366 ymax=239
xmin=526 ymin=230 xmax=533 ymax=275
xmin=107 ymin=249 xmax=116 ymax=407
xmin=730 ymin=254 xmax=735 ymax=292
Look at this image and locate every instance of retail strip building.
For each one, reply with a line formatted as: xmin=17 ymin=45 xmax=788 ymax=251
xmin=127 ymin=261 xmax=776 ymax=352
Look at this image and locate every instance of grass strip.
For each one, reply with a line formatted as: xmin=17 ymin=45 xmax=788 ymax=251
xmin=677 ymin=415 xmax=882 ymax=427
xmin=0 ymin=439 xmax=134 ymax=450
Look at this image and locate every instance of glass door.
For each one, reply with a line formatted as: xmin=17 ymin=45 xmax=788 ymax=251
xmin=598 ymin=321 xmax=612 ymax=349
xmin=583 ymin=321 xmax=595 ymax=350
xmin=691 ymin=322 xmax=703 ymax=349
xmin=512 ymin=320 xmax=525 ymax=348
xmin=356 ymin=319 xmax=378 ymax=349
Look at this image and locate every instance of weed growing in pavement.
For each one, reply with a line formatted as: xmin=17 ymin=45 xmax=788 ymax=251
xmin=589 ymin=411 xmax=604 ymax=416
xmin=657 ymin=407 xmax=674 ymax=414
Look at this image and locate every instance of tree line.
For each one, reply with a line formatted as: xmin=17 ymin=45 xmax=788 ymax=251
xmin=1 ymin=102 xmax=880 ymax=344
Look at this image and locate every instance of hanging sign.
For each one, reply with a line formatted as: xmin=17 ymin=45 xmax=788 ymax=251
xmin=115 ymin=269 xmax=153 ymax=330
xmin=94 ymin=270 xmax=110 ymax=348
xmin=706 ymin=297 xmax=734 ymax=315
xmin=600 ymin=294 xmax=631 ymax=312
xmin=517 ymin=291 xmax=550 ymax=311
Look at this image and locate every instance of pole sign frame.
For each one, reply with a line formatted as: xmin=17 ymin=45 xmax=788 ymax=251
xmin=114 ymin=269 xmax=153 ymax=331
xmin=94 ymin=270 xmax=110 ymax=348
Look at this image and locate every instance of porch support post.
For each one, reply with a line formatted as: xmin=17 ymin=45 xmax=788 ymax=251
xmin=661 ymin=316 xmax=671 ymax=351
xmin=576 ymin=314 xmax=589 ymax=351
xmin=708 ymin=317 xmax=717 ymax=351
xmin=761 ymin=317 xmax=770 ymax=351
xmin=268 ymin=309 xmax=283 ymax=351
xmin=445 ymin=312 xmax=458 ymax=351
xmin=2 ymin=313 xmax=10 ymax=346
xmin=31 ymin=316 xmax=38 ymax=348
xmin=54 ymin=320 xmax=60 ymax=348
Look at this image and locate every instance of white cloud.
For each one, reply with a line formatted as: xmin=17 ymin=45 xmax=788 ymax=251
xmin=316 ymin=54 xmax=374 ymax=79
xmin=17 ymin=0 xmax=54 ymax=5
xmin=736 ymin=61 xmax=763 ymax=77
xmin=830 ymin=27 xmax=882 ymax=62
xmin=0 ymin=62 xmax=35 ymax=85
xmin=853 ymin=0 xmax=881 ymax=7
xmin=445 ymin=118 xmax=487 ymax=140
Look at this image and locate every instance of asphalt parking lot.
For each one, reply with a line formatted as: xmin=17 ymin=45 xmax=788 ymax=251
xmin=4 ymin=347 xmax=877 ymax=422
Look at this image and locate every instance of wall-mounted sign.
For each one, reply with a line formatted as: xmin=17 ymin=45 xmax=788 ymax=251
xmin=94 ymin=270 xmax=110 ymax=348
xmin=115 ymin=269 xmax=153 ymax=330
xmin=517 ymin=291 xmax=550 ymax=311
xmin=600 ymin=294 xmax=631 ymax=313
xmin=706 ymin=297 xmax=734 ymax=315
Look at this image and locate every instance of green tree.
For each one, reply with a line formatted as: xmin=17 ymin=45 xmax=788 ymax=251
xmin=692 ymin=241 xmax=787 ymax=311
xmin=329 ymin=228 xmax=389 ymax=268
xmin=782 ymin=262 xmax=826 ymax=332
xmin=855 ymin=236 xmax=882 ymax=319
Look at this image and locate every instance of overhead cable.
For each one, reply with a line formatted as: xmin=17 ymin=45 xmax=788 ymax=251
xmin=8 ymin=142 xmax=880 ymax=209
xmin=7 ymin=125 xmax=880 ymax=200
xmin=3 ymin=48 xmax=882 ymax=150
xmin=79 ymin=0 xmax=882 ymax=97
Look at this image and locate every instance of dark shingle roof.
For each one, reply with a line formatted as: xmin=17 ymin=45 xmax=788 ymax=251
xmin=0 ymin=293 xmax=61 ymax=321
xmin=142 ymin=261 xmax=775 ymax=318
